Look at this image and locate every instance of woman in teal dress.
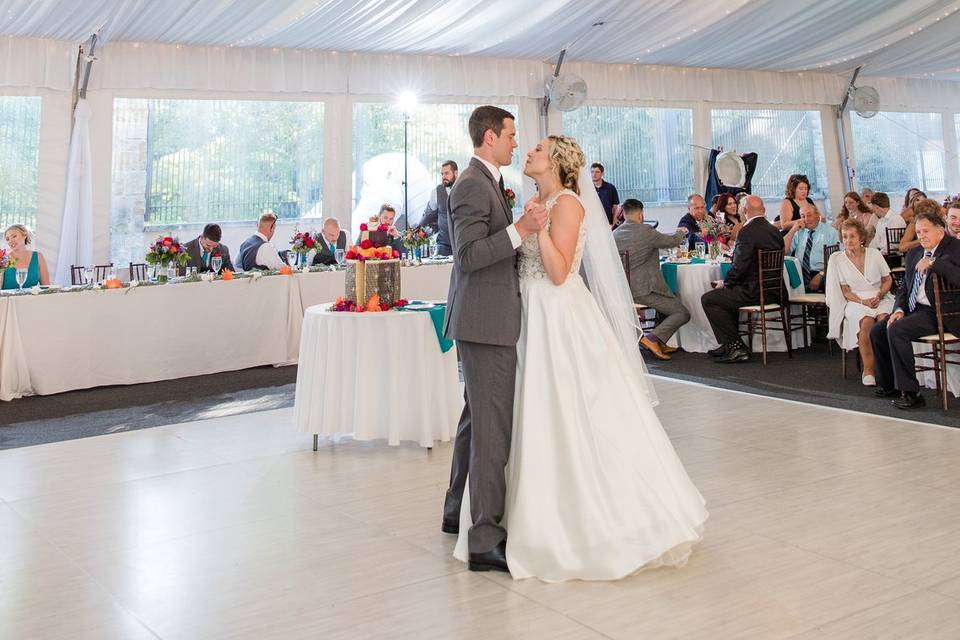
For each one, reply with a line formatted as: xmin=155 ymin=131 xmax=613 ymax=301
xmin=3 ymin=224 xmax=50 ymax=289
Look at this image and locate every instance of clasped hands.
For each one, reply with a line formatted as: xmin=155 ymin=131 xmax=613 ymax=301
xmin=516 ymin=198 xmax=549 ymax=237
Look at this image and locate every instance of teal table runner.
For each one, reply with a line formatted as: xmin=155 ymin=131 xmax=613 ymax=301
xmin=784 ymin=259 xmax=801 ymax=288
xmin=402 ymin=302 xmax=454 ymax=353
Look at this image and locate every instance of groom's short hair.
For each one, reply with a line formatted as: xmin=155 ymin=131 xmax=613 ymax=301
xmin=469 ymin=106 xmax=515 ymax=149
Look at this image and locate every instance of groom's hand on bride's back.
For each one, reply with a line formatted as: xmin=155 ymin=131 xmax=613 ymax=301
xmin=517 ymin=200 xmax=548 ymax=238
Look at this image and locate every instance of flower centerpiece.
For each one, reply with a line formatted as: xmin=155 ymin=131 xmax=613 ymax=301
xmin=290 ymin=230 xmax=318 ymax=267
xmin=329 ymin=294 xmax=409 ymax=313
xmin=0 ymin=248 xmax=17 ymax=272
xmin=145 ymin=236 xmax=190 ymax=282
xmin=402 ymin=224 xmax=434 ymax=261
xmin=343 ymin=223 xmax=402 ymax=307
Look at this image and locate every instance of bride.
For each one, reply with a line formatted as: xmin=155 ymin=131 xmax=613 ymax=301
xmin=453 ymin=135 xmax=708 ymax=582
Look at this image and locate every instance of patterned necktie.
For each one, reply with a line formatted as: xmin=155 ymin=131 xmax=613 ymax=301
xmin=908 ymin=250 xmax=934 ymax=312
xmin=800 ymin=231 xmax=815 ymax=283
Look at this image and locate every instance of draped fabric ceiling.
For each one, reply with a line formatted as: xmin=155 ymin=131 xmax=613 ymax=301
xmin=2 ymin=0 xmax=960 ymax=83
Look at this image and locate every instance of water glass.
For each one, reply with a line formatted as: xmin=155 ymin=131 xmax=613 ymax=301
xmin=695 ymin=242 xmax=706 ymax=259
xmin=84 ymin=267 xmax=94 ymax=286
xmin=335 ymin=249 xmax=345 ymax=266
xmin=15 ymin=268 xmax=27 ymax=290
xmin=210 ymin=255 xmax=222 ymax=274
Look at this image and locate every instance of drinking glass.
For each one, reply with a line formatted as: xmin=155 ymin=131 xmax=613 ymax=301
xmin=84 ymin=267 xmax=94 ymax=286
xmin=335 ymin=249 xmax=346 ymax=266
xmin=15 ymin=268 xmax=27 ymax=291
xmin=695 ymin=242 xmax=706 ymax=259
xmin=210 ymin=255 xmax=222 ymax=274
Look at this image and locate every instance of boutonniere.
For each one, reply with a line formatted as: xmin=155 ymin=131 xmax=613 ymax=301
xmin=504 ymin=188 xmax=516 ymax=209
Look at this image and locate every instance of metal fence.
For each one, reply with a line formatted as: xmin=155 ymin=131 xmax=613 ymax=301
xmin=0 ymin=96 xmax=41 ymax=230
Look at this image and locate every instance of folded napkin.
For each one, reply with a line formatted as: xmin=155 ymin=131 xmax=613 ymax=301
xmin=402 ymin=301 xmax=454 ymax=353
xmin=784 ymin=259 xmax=802 ymax=288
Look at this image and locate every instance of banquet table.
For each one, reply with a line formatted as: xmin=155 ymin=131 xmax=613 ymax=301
xmin=660 ymin=256 xmax=806 ymax=354
xmin=293 ymin=304 xmax=461 ymax=448
xmin=0 ymin=262 xmax=454 ymax=401
xmin=913 ymin=343 xmax=960 ymax=399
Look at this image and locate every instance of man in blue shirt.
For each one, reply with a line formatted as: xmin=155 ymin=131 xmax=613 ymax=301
xmin=591 ymin=163 xmax=620 ymax=227
xmin=783 ymin=203 xmax=839 ymax=292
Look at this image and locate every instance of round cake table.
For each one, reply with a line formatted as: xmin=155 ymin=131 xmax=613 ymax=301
xmin=293 ymin=304 xmax=461 ymax=448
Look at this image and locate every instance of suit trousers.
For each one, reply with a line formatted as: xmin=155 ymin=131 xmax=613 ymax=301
xmin=870 ymin=305 xmax=937 ymax=394
xmin=634 ymin=292 xmax=691 ymax=343
xmin=701 ymin=286 xmax=754 ymax=346
xmin=442 ymin=340 xmax=516 ymax=553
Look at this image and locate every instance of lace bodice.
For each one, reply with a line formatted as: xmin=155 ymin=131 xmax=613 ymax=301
xmin=518 ymin=189 xmax=587 ymax=281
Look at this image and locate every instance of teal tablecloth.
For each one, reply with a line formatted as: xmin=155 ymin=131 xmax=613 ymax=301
xmin=784 ymin=259 xmax=802 ymax=289
xmin=660 ymin=260 xmax=733 ymax=295
xmin=403 ymin=301 xmax=454 ymax=353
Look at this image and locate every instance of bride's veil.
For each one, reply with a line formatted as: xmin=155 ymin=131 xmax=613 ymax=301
xmin=578 ymin=166 xmax=660 ymax=407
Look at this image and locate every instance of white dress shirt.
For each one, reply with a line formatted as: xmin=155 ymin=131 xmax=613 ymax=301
xmin=473 ymin=155 xmax=522 ymax=249
xmin=869 ymin=210 xmax=906 ymax=254
xmin=254 ymin=231 xmax=285 ymax=270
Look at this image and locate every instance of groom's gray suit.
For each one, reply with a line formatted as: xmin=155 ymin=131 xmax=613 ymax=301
xmin=442 ymin=157 xmax=521 ymax=554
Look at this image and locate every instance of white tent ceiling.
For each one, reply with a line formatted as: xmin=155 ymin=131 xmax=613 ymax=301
xmin=2 ymin=0 xmax=960 ymax=82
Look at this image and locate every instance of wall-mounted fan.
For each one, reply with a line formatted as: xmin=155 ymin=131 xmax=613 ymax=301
xmin=849 ymin=85 xmax=880 ymax=118
xmin=541 ymin=48 xmax=588 ymax=114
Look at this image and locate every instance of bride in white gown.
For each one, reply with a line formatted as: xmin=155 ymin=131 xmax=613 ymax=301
xmin=454 ymin=135 xmax=708 ymax=582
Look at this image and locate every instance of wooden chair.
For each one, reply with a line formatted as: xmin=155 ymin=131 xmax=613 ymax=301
xmin=619 ymin=251 xmax=657 ymax=333
xmin=738 ymin=249 xmax=793 ymax=365
xmin=885 ymin=226 xmax=905 ymax=269
xmin=789 ymin=244 xmax=839 ymax=349
xmin=129 ymin=262 xmax=149 ymax=282
xmin=70 ymin=263 xmax=114 ymax=285
xmin=912 ymin=274 xmax=960 ymax=410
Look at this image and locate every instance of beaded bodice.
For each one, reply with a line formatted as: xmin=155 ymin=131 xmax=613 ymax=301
xmin=518 ymin=189 xmax=587 ymax=281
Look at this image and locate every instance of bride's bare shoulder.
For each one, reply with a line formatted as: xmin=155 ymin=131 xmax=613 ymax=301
xmin=552 ymin=193 xmax=585 ymax=222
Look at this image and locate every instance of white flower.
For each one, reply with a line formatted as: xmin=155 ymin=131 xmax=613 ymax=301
xmin=250 ymin=271 xmax=262 ymax=281
xmin=30 ymin=285 xmax=40 ymax=295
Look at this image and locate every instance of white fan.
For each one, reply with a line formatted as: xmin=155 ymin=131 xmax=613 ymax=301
xmin=547 ymin=73 xmax=588 ymax=112
xmin=850 ymin=85 xmax=880 ymax=118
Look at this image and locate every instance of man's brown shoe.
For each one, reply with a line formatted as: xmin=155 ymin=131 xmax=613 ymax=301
xmin=660 ymin=344 xmax=679 ymax=354
xmin=640 ymin=336 xmax=671 ymax=360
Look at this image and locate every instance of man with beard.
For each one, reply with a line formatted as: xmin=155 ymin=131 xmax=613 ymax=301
xmin=421 ymin=160 xmax=459 ymax=256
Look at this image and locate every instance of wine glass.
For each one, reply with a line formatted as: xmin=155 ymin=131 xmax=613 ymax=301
xmin=84 ymin=266 xmax=94 ymax=286
xmin=210 ymin=255 xmax=222 ymax=275
xmin=335 ymin=249 xmax=345 ymax=266
xmin=15 ymin=268 xmax=27 ymax=291
xmin=695 ymin=242 xmax=706 ymax=259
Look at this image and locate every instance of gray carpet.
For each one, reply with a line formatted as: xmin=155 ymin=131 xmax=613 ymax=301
xmin=645 ymin=342 xmax=960 ymax=428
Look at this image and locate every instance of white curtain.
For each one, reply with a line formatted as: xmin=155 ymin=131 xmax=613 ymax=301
xmin=54 ymin=99 xmax=93 ymax=287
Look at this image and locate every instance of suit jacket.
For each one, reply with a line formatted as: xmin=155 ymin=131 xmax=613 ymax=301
xmin=311 ymin=230 xmax=348 ymax=266
xmin=677 ymin=213 xmax=704 ymax=249
xmin=724 ymin=216 xmax=784 ymax=299
xmin=896 ymin=234 xmax=960 ymax=336
xmin=182 ymin=237 xmax=234 ymax=273
xmin=613 ymin=221 xmax=684 ymax=298
xmin=443 ymin=157 xmax=521 ymax=346
xmin=421 ymin=184 xmax=452 ymax=254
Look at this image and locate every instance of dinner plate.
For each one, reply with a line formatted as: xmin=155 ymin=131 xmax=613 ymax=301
xmin=404 ymin=303 xmax=436 ymax=310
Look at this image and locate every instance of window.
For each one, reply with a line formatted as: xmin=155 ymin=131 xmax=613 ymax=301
xmin=563 ymin=106 xmax=693 ymax=204
xmin=0 ymin=96 xmax=41 ymax=230
xmin=711 ymin=109 xmax=828 ymax=200
xmin=851 ymin=111 xmax=944 ymax=194
xmin=352 ymin=102 xmax=520 ymax=229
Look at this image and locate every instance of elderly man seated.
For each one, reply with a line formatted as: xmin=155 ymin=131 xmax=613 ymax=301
xmin=782 ymin=202 xmax=839 ymax=292
xmin=312 ymin=218 xmax=348 ymax=265
xmin=613 ymin=199 xmax=690 ymax=360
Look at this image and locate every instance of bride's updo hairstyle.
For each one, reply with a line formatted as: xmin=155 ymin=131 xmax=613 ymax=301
xmin=547 ymin=135 xmax=586 ymax=195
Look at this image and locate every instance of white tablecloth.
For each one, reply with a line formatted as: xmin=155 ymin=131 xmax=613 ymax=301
xmin=0 ymin=263 xmax=454 ymax=400
xmin=293 ymin=305 xmax=460 ymax=447
xmin=913 ymin=343 xmax=960 ymax=399
xmin=668 ymin=256 xmax=806 ymax=354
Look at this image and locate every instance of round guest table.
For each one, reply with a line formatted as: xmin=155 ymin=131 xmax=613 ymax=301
xmin=293 ymin=304 xmax=461 ymax=449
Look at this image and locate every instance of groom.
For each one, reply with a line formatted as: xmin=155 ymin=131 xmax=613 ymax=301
xmin=441 ymin=106 xmax=547 ymax=572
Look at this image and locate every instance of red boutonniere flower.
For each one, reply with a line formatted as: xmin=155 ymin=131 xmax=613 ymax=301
xmin=504 ymin=188 xmax=516 ymax=208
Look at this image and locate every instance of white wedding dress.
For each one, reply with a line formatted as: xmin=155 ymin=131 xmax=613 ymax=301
xmin=454 ymin=189 xmax=708 ymax=582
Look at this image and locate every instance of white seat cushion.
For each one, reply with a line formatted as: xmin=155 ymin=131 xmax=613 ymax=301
xmin=918 ymin=333 xmax=959 ymax=343
xmin=791 ymin=293 xmax=827 ymax=304
xmin=739 ymin=303 xmax=782 ymax=312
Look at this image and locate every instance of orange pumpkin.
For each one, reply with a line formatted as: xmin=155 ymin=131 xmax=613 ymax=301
xmin=279 ymin=265 xmax=293 ymax=275
xmin=221 ymin=269 xmax=234 ymax=281
xmin=366 ymin=294 xmax=382 ymax=312
xmin=104 ymin=278 xmax=122 ymax=289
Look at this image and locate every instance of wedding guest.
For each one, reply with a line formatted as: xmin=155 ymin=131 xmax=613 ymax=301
xmin=870 ymin=211 xmax=960 ymax=409
xmin=861 ymin=187 xmax=875 ymax=205
xmin=701 ymin=195 xmax=784 ymax=363
xmin=825 ymin=219 xmax=895 ymax=386
xmin=898 ymin=197 xmax=942 ymax=254
xmin=783 ymin=203 xmax=840 ymax=293
xmin=834 ymin=191 xmax=876 ymax=242
xmin=183 ymin=223 xmax=234 ymax=273
xmin=944 ymin=196 xmax=960 ymax=238
xmin=591 ymin=163 xmax=621 ymax=228
xmin=2 ymin=224 xmax=49 ymax=289
xmin=420 ymin=160 xmax=458 ymax=256
xmin=237 ymin=210 xmax=284 ymax=271
xmin=677 ymin=194 xmax=708 ymax=250
xmin=774 ymin=174 xmax=815 ymax=231
xmin=900 ymin=188 xmax=926 ymax=225
xmin=867 ymin=192 xmax=906 ymax=255
xmin=713 ymin=192 xmax=743 ymax=243
xmin=613 ymin=199 xmax=690 ymax=360
xmin=312 ymin=218 xmax=349 ymax=265
xmin=357 ymin=204 xmax=405 ymax=253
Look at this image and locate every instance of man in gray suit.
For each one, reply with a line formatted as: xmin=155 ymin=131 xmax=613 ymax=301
xmin=613 ymin=199 xmax=690 ymax=361
xmin=420 ymin=160 xmax=458 ymax=256
xmin=441 ymin=106 xmax=547 ymax=573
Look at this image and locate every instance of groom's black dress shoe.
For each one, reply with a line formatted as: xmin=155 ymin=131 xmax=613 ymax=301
xmin=441 ymin=519 xmax=459 ymax=535
xmin=874 ymin=387 xmax=899 ymax=398
xmin=893 ymin=392 xmax=925 ymax=410
xmin=707 ymin=345 xmax=727 ymax=358
xmin=715 ymin=348 xmax=750 ymax=364
xmin=468 ymin=540 xmax=508 ymax=573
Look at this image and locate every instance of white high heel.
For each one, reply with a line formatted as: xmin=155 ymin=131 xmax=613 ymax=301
xmin=862 ymin=374 xmax=876 ymax=387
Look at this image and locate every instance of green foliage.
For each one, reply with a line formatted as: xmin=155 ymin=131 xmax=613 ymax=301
xmin=0 ymin=97 xmax=41 ymax=229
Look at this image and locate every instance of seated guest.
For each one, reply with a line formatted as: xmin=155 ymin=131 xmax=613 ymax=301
xmin=944 ymin=196 xmax=960 ymax=238
xmin=870 ymin=211 xmax=960 ymax=409
xmin=867 ymin=192 xmax=905 ymax=255
xmin=613 ymin=199 xmax=691 ymax=360
xmin=183 ymin=224 xmax=234 ymax=273
xmin=677 ymin=194 xmax=708 ymax=249
xmin=900 ymin=188 xmax=926 ymax=225
xmin=834 ymin=191 xmax=876 ymax=243
xmin=713 ymin=192 xmax=743 ymax=244
xmin=237 ymin=210 xmax=284 ymax=271
xmin=701 ymin=196 xmax=784 ymax=363
xmin=825 ymin=219 xmax=895 ymax=387
xmin=2 ymin=224 xmax=49 ymax=289
xmin=357 ymin=204 xmax=405 ymax=253
xmin=861 ymin=187 xmax=874 ymax=205
xmin=898 ymin=197 xmax=941 ymax=254
xmin=774 ymin=173 xmax=815 ymax=231
xmin=312 ymin=218 xmax=348 ymax=265
xmin=419 ymin=160 xmax=457 ymax=256
xmin=783 ymin=203 xmax=840 ymax=293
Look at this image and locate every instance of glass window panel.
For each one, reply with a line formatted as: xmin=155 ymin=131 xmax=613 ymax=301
xmin=851 ymin=111 xmax=944 ymax=194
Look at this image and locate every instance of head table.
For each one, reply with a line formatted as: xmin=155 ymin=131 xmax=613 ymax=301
xmin=0 ymin=262 xmax=453 ymax=401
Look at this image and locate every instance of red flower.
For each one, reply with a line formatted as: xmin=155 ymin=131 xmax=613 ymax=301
xmin=392 ymin=249 xmax=400 ymax=258
xmin=359 ymin=223 xmax=368 ymax=232
xmin=379 ymin=303 xmax=389 ymax=311
xmin=170 ymin=245 xmax=178 ymax=253
xmin=162 ymin=237 xmax=173 ymax=246
xmin=360 ymin=239 xmax=373 ymax=250
xmin=378 ymin=224 xmax=389 ymax=232
xmin=304 ymin=236 xmax=315 ymax=248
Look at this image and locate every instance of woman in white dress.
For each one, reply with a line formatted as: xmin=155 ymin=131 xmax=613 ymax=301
xmin=454 ymin=136 xmax=707 ymax=582
xmin=825 ymin=218 xmax=896 ymax=386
